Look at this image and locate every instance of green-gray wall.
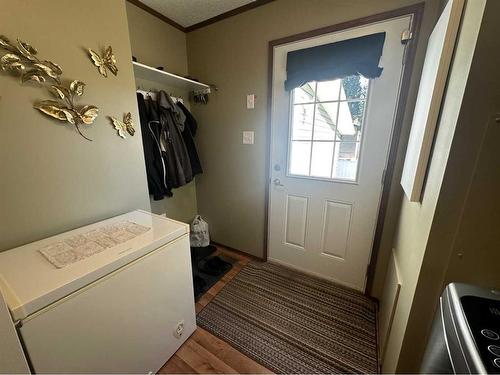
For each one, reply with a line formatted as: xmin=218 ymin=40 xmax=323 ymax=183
xmin=0 ymin=0 xmax=151 ymax=251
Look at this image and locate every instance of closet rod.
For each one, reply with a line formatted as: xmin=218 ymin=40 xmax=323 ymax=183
xmin=136 ymin=89 xmax=184 ymax=104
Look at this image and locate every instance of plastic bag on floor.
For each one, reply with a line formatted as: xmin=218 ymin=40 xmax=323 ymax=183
xmin=190 ymin=215 xmax=210 ymax=247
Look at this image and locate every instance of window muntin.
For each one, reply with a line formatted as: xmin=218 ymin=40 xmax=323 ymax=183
xmin=288 ymin=76 xmax=368 ymax=182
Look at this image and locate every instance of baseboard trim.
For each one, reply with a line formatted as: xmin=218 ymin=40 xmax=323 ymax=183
xmin=211 ymin=241 xmax=265 ymax=262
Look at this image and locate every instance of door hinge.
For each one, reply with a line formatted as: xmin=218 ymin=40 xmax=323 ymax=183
xmin=401 ymin=29 xmax=413 ymax=44
xmin=401 ymin=29 xmax=414 ymax=65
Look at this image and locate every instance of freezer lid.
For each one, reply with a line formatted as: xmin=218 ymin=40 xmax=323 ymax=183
xmin=0 ymin=210 xmax=188 ymax=321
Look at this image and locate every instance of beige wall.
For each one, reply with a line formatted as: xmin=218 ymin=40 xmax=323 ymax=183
xmin=439 ymin=0 xmax=500 ymax=291
xmin=0 ymin=0 xmax=151 ymax=252
xmin=401 ymin=1 xmax=500 ymax=371
xmin=126 ymin=2 xmax=197 ymax=224
xmin=443 ymin=115 xmax=500 ymax=287
xmin=186 ymin=0 xmax=440 ymax=265
xmin=370 ymin=0 xmax=440 ymax=299
xmin=381 ymin=0 xmax=498 ymax=371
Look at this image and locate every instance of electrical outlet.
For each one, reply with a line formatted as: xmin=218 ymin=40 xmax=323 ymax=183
xmin=173 ymin=320 xmax=184 ymax=339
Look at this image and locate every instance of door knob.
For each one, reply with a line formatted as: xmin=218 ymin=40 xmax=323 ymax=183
xmin=273 ymin=178 xmax=284 ymax=187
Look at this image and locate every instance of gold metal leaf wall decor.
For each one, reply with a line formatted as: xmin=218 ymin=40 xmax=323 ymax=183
xmin=0 ymin=35 xmax=62 ymax=84
xmin=88 ymin=46 xmax=118 ymax=77
xmin=0 ymin=33 xmax=99 ymax=141
xmin=109 ymin=112 xmax=134 ymax=139
xmin=34 ymin=80 xmax=99 ymax=141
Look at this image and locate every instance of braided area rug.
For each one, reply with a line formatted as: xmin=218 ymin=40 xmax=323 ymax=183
xmin=197 ymin=261 xmax=378 ymax=374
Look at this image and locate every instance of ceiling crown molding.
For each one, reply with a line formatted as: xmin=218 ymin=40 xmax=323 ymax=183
xmin=126 ymin=0 xmax=275 ymax=33
xmin=127 ymin=0 xmax=187 ymax=32
xmin=185 ymin=0 xmax=275 ymax=32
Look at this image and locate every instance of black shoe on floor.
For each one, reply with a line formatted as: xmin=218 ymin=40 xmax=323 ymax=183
xmin=198 ymin=256 xmax=232 ymax=276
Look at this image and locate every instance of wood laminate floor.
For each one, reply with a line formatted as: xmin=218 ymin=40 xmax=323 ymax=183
xmin=158 ymin=247 xmax=273 ymax=374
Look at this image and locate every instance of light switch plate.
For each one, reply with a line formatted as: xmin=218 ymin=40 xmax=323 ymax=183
xmin=242 ymin=131 xmax=254 ymax=144
xmin=246 ymin=94 xmax=255 ymax=109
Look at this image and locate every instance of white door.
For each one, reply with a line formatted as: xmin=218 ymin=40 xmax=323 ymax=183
xmin=268 ymin=16 xmax=411 ymax=291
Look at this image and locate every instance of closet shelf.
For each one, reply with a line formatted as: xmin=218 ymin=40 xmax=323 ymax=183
xmin=132 ymin=61 xmax=209 ymax=91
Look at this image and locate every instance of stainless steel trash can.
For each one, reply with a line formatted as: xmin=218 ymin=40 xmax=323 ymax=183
xmin=421 ymin=283 xmax=500 ymax=374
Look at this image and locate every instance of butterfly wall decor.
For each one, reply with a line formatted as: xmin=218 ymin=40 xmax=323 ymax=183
xmin=88 ymin=46 xmax=118 ymax=77
xmin=110 ymin=112 xmax=135 ymax=139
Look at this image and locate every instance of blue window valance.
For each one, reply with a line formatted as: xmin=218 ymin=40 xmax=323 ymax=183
xmin=284 ymin=32 xmax=386 ymax=91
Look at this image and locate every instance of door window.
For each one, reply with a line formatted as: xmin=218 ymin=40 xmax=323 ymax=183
xmin=288 ymin=76 xmax=369 ymax=181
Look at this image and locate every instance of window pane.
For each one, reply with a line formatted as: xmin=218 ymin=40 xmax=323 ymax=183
xmin=333 ymin=141 xmax=359 ymax=180
xmin=340 ymin=75 xmax=369 ymax=100
xmin=338 ymin=141 xmax=359 ymax=159
xmin=291 ymin=104 xmax=314 ymax=140
xmin=336 ymin=99 xmax=363 ymax=138
xmin=289 ymin=141 xmax=311 ymax=176
xmin=293 ymin=83 xmax=315 ymax=104
xmin=310 ymin=142 xmax=334 ymax=178
xmin=288 ymin=76 xmax=368 ymax=182
xmin=316 ymin=80 xmax=340 ymax=102
xmin=313 ymin=103 xmax=338 ymax=141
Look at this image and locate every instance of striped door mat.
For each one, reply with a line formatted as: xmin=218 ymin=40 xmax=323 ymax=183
xmin=197 ymin=261 xmax=378 ymax=374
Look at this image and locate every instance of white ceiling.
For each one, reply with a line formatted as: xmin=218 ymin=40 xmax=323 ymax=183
xmin=138 ymin=0 xmax=257 ymax=28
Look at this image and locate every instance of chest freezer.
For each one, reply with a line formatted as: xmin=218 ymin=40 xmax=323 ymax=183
xmin=0 ymin=210 xmax=196 ymax=373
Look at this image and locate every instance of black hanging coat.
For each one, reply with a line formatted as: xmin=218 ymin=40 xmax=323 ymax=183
xmin=137 ymin=93 xmax=172 ymax=200
xmin=177 ymin=102 xmax=198 ymax=136
xmin=156 ymin=91 xmax=193 ymax=188
xmin=176 ymin=102 xmax=203 ymax=176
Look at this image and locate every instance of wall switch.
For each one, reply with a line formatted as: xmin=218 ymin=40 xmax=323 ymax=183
xmin=243 ymin=131 xmax=254 ymax=144
xmin=246 ymin=94 xmax=255 ymax=109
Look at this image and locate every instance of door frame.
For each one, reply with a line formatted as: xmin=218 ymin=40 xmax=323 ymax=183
xmin=263 ymin=3 xmax=425 ymax=293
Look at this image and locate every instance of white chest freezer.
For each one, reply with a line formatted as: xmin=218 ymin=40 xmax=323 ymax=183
xmin=0 ymin=210 xmax=196 ymax=374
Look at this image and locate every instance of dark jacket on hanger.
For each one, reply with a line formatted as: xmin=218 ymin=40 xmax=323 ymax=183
xmin=137 ymin=93 xmax=172 ymax=200
xmin=177 ymin=102 xmax=198 ymax=136
xmin=176 ymin=102 xmax=203 ymax=176
xmin=157 ymin=90 xmax=193 ymax=188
